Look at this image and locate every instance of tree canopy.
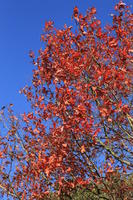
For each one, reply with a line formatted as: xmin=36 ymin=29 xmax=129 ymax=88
xmin=0 ymin=1 xmax=133 ymax=199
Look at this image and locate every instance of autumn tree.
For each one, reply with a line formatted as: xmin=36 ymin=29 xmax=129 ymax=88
xmin=0 ymin=1 xmax=133 ymax=199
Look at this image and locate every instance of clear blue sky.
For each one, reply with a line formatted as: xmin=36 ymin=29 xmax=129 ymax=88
xmin=0 ymin=0 xmax=132 ymax=114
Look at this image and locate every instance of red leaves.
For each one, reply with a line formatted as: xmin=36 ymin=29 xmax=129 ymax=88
xmin=45 ymin=168 xmax=50 ymax=177
xmin=73 ymin=6 xmax=79 ymax=18
xmin=92 ymin=128 xmax=100 ymax=144
xmin=73 ymin=6 xmax=79 ymax=22
xmin=109 ymin=37 xmax=118 ymax=48
xmin=44 ymin=21 xmax=54 ymax=31
xmin=115 ymin=1 xmax=126 ymax=10
xmin=91 ymin=7 xmax=96 ymax=15
xmin=80 ymin=145 xmax=86 ymax=153
xmin=62 ymin=143 xmax=67 ymax=148
xmin=0 ymin=2 xmax=133 ymax=199
xmin=93 ymin=128 xmax=100 ymax=138
xmin=27 ymin=112 xmax=33 ymax=120
xmin=96 ymin=27 xmax=102 ymax=38
xmin=23 ymin=112 xmax=29 ymax=123
xmin=100 ymin=107 xmax=109 ymax=117
xmin=0 ymin=152 xmax=3 ymax=158
xmin=75 ymin=177 xmax=90 ymax=186
xmin=77 ymin=104 xmax=86 ymax=114
xmin=107 ymin=167 xmax=114 ymax=173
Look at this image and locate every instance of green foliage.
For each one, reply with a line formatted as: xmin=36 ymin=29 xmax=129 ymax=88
xmin=47 ymin=173 xmax=133 ymax=200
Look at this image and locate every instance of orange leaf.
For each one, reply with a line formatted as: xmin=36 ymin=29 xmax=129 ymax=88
xmin=45 ymin=168 xmax=50 ymax=177
xmin=81 ymin=145 xmax=85 ymax=153
xmin=62 ymin=143 xmax=67 ymax=148
xmin=0 ymin=152 xmax=3 ymax=158
xmin=91 ymin=7 xmax=96 ymax=14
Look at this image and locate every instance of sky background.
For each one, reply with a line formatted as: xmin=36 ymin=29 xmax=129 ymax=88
xmin=0 ymin=0 xmax=132 ymax=115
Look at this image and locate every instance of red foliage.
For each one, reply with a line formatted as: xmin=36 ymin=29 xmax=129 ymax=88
xmin=0 ymin=1 xmax=133 ymax=199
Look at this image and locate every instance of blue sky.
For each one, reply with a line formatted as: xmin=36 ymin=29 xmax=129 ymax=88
xmin=0 ymin=0 xmax=132 ymax=115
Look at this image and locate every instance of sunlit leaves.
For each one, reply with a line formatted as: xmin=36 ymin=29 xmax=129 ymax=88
xmin=0 ymin=1 xmax=133 ymax=199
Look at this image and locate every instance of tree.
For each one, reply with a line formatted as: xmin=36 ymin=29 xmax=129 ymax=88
xmin=0 ymin=1 xmax=133 ymax=199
